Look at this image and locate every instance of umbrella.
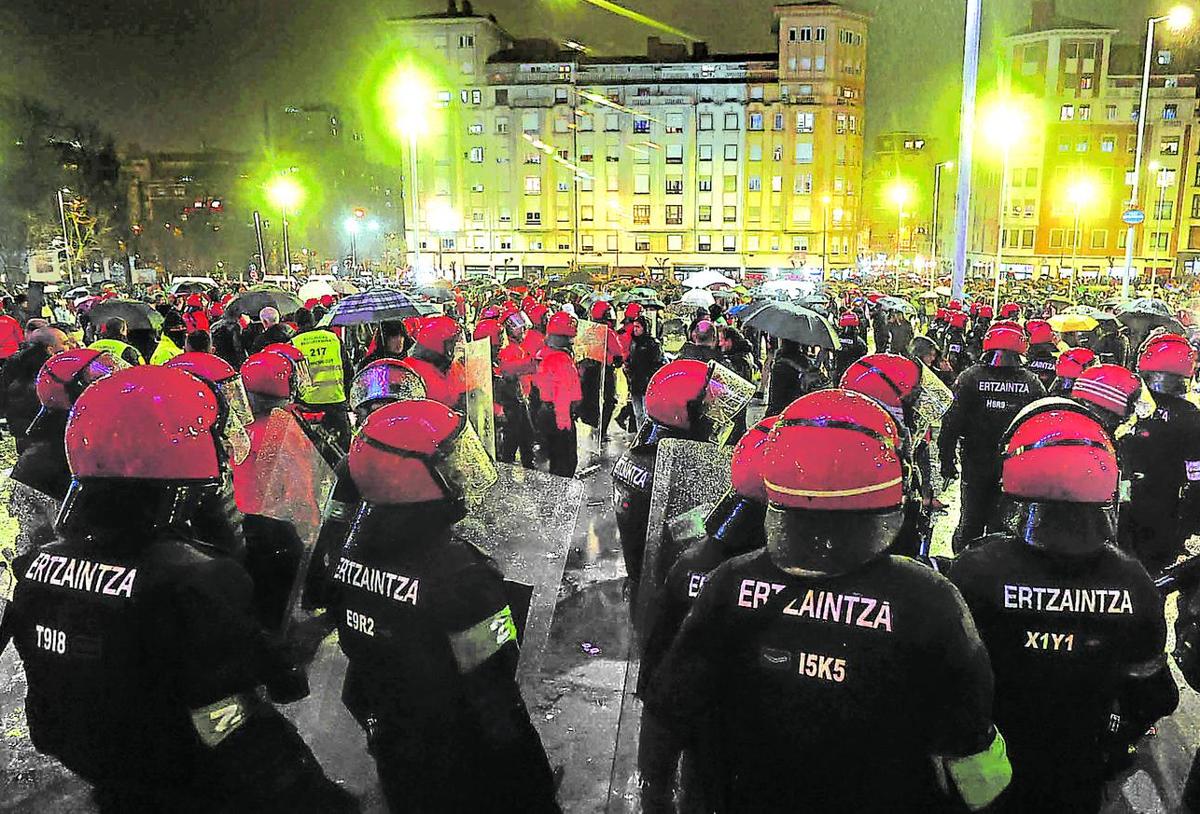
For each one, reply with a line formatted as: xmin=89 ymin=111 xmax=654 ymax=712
xmin=87 ymin=299 xmax=164 ymax=332
xmin=226 ymin=287 xmax=303 ymax=320
xmin=1117 ymin=298 xmax=1172 ymax=319
xmin=298 ymin=280 xmax=337 ymax=302
xmin=743 ymin=302 xmax=838 ymax=349
xmin=680 ymin=288 xmax=716 ymax=308
xmin=1062 ymin=305 xmax=1116 ymax=321
xmin=1048 ymin=313 xmax=1099 ymax=333
xmin=680 ymin=270 xmax=736 ymax=290
xmin=934 ymin=286 xmax=952 ymax=297
xmin=331 ymin=280 xmax=360 ymax=295
xmin=320 ymin=289 xmax=437 ymax=326
xmin=876 ymin=296 xmax=916 ymax=314
xmin=917 ymin=291 xmax=940 ymax=300
xmin=416 ymin=286 xmax=456 ymax=303
xmin=727 ymin=303 xmax=755 ymax=318
xmin=1046 ymin=295 xmax=1075 ymax=306
xmin=504 ymin=278 xmax=532 ymax=292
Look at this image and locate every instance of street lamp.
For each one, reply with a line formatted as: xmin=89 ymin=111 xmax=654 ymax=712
xmin=1121 ymin=4 xmax=1194 ymax=297
xmin=820 ymin=194 xmax=832 ymax=280
xmin=56 ymin=187 xmax=75 ymax=285
xmin=887 ymin=179 xmax=913 ymax=292
xmin=982 ymin=99 xmax=1029 ymax=310
xmin=931 ymin=161 xmax=954 ymax=290
xmin=344 ymin=216 xmax=362 ymax=271
xmin=266 ymin=176 xmax=303 ymax=276
xmin=1065 ymin=175 xmax=1099 ymax=294
xmin=383 ymin=66 xmax=435 ymax=274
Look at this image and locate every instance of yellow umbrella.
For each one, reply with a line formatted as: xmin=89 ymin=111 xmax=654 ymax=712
xmin=1048 ymin=313 xmax=1098 ymax=333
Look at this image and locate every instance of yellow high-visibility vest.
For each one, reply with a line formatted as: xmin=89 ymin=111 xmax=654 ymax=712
xmin=89 ymin=338 xmax=144 ymax=365
xmin=292 ymin=330 xmax=346 ymax=404
xmin=149 ymin=336 xmax=183 ymax=365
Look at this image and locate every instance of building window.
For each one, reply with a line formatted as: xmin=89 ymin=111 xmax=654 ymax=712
xmin=666 ymin=144 xmax=684 ymax=164
xmin=524 ymin=176 xmax=541 ymax=194
xmin=794 ymin=174 xmax=813 ymax=194
xmin=522 ymin=112 xmax=539 ymax=133
xmin=1076 ymin=140 xmax=1088 ymax=152
xmin=698 ymin=234 xmax=712 ymax=251
xmin=554 ymin=86 xmax=569 ymax=103
xmin=724 ymin=113 xmax=740 ymax=130
xmin=816 ymin=26 xmax=826 ymax=41
xmin=699 ymin=176 xmax=712 ymax=192
xmin=495 ymin=117 xmax=509 ymax=134
xmin=1049 ymin=229 xmax=1064 ymax=249
xmin=525 ymin=211 xmax=541 ymax=225
xmin=1060 ymin=105 xmax=1074 ymax=121
xmin=635 ymin=235 xmax=650 ymax=252
xmin=724 ymin=144 xmax=738 ymax=161
xmin=699 ymin=205 xmax=712 ymax=222
xmin=581 ymin=234 xmax=594 ymax=251
xmin=665 ymin=176 xmax=683 ymax=194
xmin=459 ymin=35 xmax=474 ymax=47
xmin=667 ymin=234 xmax=683 ymax=252
xmin=665 ymin=205 xmax=683 ymax=225
xmin=605 ymin=114 xmax=620 ymax=132
xmin=1080 ymin=76 xmax=1093 ymax=90
xmin=773 ymin=112 xmax=785 ymax=131
xmin=748 ymin=175 xmax=762 ymax=191
xmin=469 ymin=147 xmax=484 ymax=163
xmin=815 ymin=56 xmax=826 ymax=71
xmin=1101 ymin=136 xmax=1115 ymax=153
xmin=1022 ymin=229 xmax=1035 ymax=248
xmin=578 ymin=114 xmax=593 ymax=131
xmin=749 ymin=144 xmax=762 ymax=162
xmin=664 ymin=113 xmax=684 ymax=133
xmin=579 ymin=147 xmax=594 ymax=162
xmin=773 ymin=145 xmax=783 ymax=161
xmin=796 ymin=112 xmax=815 ymax=133
xmin=1105 ymin=104 xmax=1117 ymax=121
xmin=1156 ymin=200 xmax=1174 ymax=220
xmin=499 ymin=235 xmax=512 ymax=250
xmin=799 ymin=26 xmax=812 ymax=41
xmin=723 ymin=205 xmax=737 ymax=222
xmin=698 ymin=144 xmax=713 ymax=162
xmin=1165 ymin=104 xmax=1179 ymax=121
xmin=749 ymin=112 xmax=763 ymax=131
xmin=581 ymin=205 xmax=594 ymax=222
xmin=795 ymin=143 xmax=814 ymax=163
xmin=1151 ymin=231 xmax=1170 ymax=251
xmin=1192 ymin=194 xmax=1200 ymax=219
xmin=788 ymin=27 xmax=797 ymax=42
xmin=633 ymin=205 xmax=650 ymax=224
xmin=494 ymin=89 xmax=509 ymax=106
xmin=633 ymin=118 xmax=651 ymax=134
xmin=1079 ymin=105 xmax=1090 ymax=121
xmin=524 ymin=153 xmax=542 ymax=165
xmin=1090 ymin=229 xmax=1107 ymax=249
xmin=699 ymin=113 xmax=713 ymax=131
xmin=1162 ymin=137 xmax=1181 ymax=155
xmin=723 ymin=175 xmax=737 ymax=193
xmin=634 ymin=174 xmax=650 ymax=194
xmin=723 ymin=235 xmax=737 ymax=252
xmin=747 ymin=209 xmax=761 ymax=224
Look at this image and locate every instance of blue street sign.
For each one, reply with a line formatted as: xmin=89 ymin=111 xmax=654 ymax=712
xmin=1122 ymin=209 xmax=1146 ymax=225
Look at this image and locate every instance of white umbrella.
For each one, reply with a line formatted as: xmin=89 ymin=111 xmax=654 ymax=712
xmin=680 ymin=288 xmax=717 ymax=308
xmin=760 ymin=280 xmax=811 ymax=298
xmin=680 ymin=270 xmax=736 ymax=290
xmin=298 ymin=280 xmax=337 ymax=302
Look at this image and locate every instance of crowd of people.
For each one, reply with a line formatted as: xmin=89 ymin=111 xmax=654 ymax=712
xmin=0 ymin=275 xmax=1199 ymax=812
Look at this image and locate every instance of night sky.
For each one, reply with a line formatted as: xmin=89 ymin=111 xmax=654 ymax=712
xmin=0 ymin=0 xmax=1165 ymax=156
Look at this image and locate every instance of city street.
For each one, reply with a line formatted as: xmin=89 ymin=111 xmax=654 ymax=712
xmin=1 ymin=414 xmax=1200 ymax=813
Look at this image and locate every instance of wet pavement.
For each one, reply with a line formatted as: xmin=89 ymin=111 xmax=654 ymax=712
xmin=2 ymin=419 xmax=1200 ymax=812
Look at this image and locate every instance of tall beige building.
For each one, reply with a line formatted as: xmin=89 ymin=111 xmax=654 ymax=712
xmin=389 ymin=0 xmax=868 ymax=280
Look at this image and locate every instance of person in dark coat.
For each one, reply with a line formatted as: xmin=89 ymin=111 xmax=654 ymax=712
xmin=677 ymin=320 xmax=724 ymax=364
xmin=210 ymin=315 xmax=248 ymax=368
xmin=249 ymin=307 xmax=295 ymax=354
xmin=718 ymin=326 xmax=756 ymax=382
xmin=1 ymin=327 xmax=69 ymax=453
xmin=357 ymin=320 xmax=410 ymax=370
xmin=766 ymin=339 xmax=828 ymax=415
xmin=623 ymin=316 xmax=664 ymax=431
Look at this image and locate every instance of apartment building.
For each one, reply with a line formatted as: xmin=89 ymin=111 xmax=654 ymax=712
xmin=389 ymin=0 xmax=868 ymax=280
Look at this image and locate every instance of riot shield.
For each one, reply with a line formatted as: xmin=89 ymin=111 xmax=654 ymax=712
xmin=233 ymin=409 xmax=337 ymax=631
xmin=913 ymin=361 xmax=954 ymax=438
xmin=608 ymin=439 xmax=734 ymax=810
xmin=576 ymin=319 xmax=608 ymax=453
xmin=0 ymin=478 xmax=62 ymax=624
xmin=278 ymin=463 xmax=582 ymax=803
xmin=464 ymin=337 xmax=497 ymax=460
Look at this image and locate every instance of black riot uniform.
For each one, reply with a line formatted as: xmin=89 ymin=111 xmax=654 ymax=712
xmin=939 ymin=356 xmax=1045 ymax=550
xmin=951 ymin=533 xmax=1176 ymax=812
xmin=942 ymin=324 xmax=971 ymax=376
xmin=646 ymin=550 xmax=1000 ymax=812
xmin=614 ymin=422 xmax=688 ymax=594
xmin=834 ymin=328 xmax=868 ymax=381
xmin=1 ymin=531 xmax=353 ymax=813
xmin=331 ymin=504 xmax=560 ymax=813
xmin=1118 ymin=390 xmax=1200 ymax=573
xmin=1025 ymin=342 xmax=1058 ymax=391
xmin=10 ymin=409 xmax=71 ymax=501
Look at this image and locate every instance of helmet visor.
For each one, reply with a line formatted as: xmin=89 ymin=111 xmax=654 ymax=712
xmin=436 ymin=416 xmax=499 ymax=500
xmin=1114 ymin=385 xmax=1157 ymax=440
xmin=215 ymin=377 xmax=253 ymax=465
xmin=350 ymin=364 xmax=428 ymax=411
xmin=702 ymin=362 xmax=756 ymax=429
xmin=80 ymin=350 xmax=130 ymax=388
xmin=291 ymin=356 xmax=313 ymax=393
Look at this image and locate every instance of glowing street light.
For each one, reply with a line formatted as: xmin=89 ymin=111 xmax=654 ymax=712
xmin=266 ymin=176 xmax=304 ymax=275
xmin=887 ymin=179 xmax=914 ymax=291
xmin=820 ymin=193 xmax=833 ymax=279
xmin=981 ymin=98 xmax=1030 ymax=309
xmin=1065 ymin=175 xmax=1100 ymax=292
xmin=382 ymin=65 xmax=436 ymax=273
xmin=1122 ymin=5 xmax=1195 ymax=296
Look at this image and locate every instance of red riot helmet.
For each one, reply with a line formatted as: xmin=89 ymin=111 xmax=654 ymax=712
xmin=526 ymin=303 xmax=550 ymax=330
xmin=983 ymin=321 xmax=1028 ymax=354
xmin=1026 ymin=319 xmax=1055 ymax=346
xmin=935 ymin=308 xmax=948 ymax=323
xmin=948 ymin=299 xmax=963 ymax=311
xmin=760 ymin=390 xmax=905 ymax=576
xmin=730 ymin=414 xmax=779 ymax=502
xmin=947 ymin=311 xmax=968 ymax=329
xmin=241 ymin=350 xmax=298 ymax=401
xmin=30 ymin=348 xmax=128 ymax=434
xmin=263 ymin=342 xmax=312 ymax=392
xmin=977 ymin=304 xmax=994 ymax=319
xmin=839 ymin=353 xmax=921 ymax=426
xmin=350 ymin=358 xmax=428 ymax=415
xmin=970 ymin=302 xmax=981 ymax=317
xmin=547 ymin=311 xmax=578 ymax=338
xmin=164 ymin=352 xmax=252 ymax=465
xmin=999 ymin=302 xmax=1021 ymax=320
xmin=1056 ymin=347 xmax=1097 ymax=380
xmin=838 ymin=311 xmax=860 ymax=328
xmin=348 ymin=399 xmax=497 ymax=512
xmin=479 ymin=304 xmax=502 ymax=320
xmin=1138 ymin=332 xmax=1197 ymax=377
xmin=643 ymin=359 xmax=755 ymax=438
xmin=1072 ymin=364 xmax=1151 ymax=423
xmin=1001 ymin=398 xmax=1118 ymax=505
xmin=624 ymin=302 xmax=644 ymax=322
xmin=414 ymin=315 xmax=464 ymax=359
xmin=472 ymin=318 xmax=503 ymax=347
xmin=590 ymin=300 xmax=615 ymax=323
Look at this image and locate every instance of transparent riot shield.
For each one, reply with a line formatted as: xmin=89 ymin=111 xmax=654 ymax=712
xmin=608 ymin=439 xmax=734 ymax=810
xmin=279 ymin=463 xmax=583 ymax=803
xmin=232 ymin=408 xmax=337 ymax=632
xmin=576 ymin=319 xmax=609 ymax=454
xmin=913 ymin=361 xmax=954 ymax=438
xmin=0 ymin=478 xmax=61 ymax=624
xmin=464 ymin=337 xmax=497 ymax=460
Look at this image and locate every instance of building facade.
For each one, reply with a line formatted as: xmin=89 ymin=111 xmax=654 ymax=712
xmin=390 ymin=0 xmax=868 ymax=279
xmin=966 ymin=0 xmax=1200 ymax=284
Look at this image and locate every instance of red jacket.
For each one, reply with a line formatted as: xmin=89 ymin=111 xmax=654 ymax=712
xmin=534 ymin=347 xmax=581 ymax=431
xmin=0 ymin=315 xmax=24 ymax=359
xmin=406 ymin=357 xmax=467 ymax=411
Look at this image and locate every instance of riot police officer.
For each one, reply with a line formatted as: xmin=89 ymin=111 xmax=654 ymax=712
xmin=1050 ymin=346 xmax=1096 ymax=398
xmin=534 ymin=311 xmax=583 ymax=477
xmin=332 ymin=399 xmax=560 ymax=813
xmin=405 ymin=315 xmax=468 ymax=412
xmin=612 ymin=359 xmax=752 ymax=598
xmin=1024 ymin=319 xmax=1058 ymax=391
xmin=1119 ymin=333 xmax=1200 ymax=574
xmin=834 ymin=311 xmax=868 ymax=380
xmin=950 ymin=400 xmax=1177 ymax=812
xmin=497 ymin=311 xmax=538 ymax=468
xmin=940 ymin=322 xmax=1046 ymax=550
xmin=965 ymin=303 xmax=993 ymax=362
xmin=646 ymin=389 xmax=1011 ymax=812
xmin=0 ymin=366 xmax=353 ymax=813
xmin=942 ymin=309 xmax=971 ymax=376
xmin=637 ymin=415 xmax=775 ymax=814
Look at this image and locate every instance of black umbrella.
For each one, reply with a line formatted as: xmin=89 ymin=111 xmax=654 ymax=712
xmin=320 ymin=289 xmax=437 ymax=327
xmin=743 ymin=301 xmax=838 ymax=349
xmin=86 ymin=299 xmax=164 ymax=332
xmin=225 ymin=287 xmax=302 ymax=320
xmin=1117 ymin=297 xmax=1172 ymax=319
xmin=415 ymin=286 xmax=456 ymax=303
